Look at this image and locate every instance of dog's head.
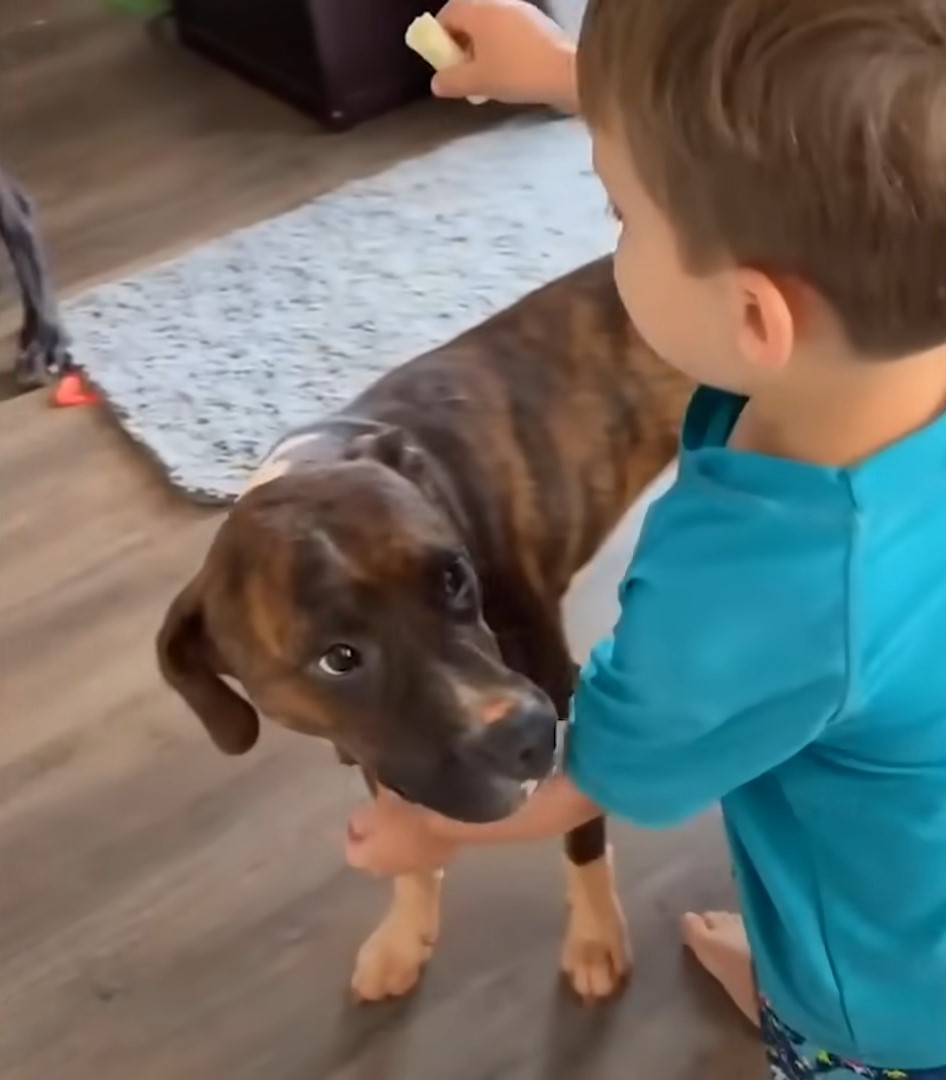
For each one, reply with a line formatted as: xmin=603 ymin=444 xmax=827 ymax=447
xmin=157 ymin=428 xmax=557 ymax=823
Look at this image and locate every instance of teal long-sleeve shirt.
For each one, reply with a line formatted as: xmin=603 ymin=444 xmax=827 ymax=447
xmin=567 ymin=387 xmax=946 ymax=1068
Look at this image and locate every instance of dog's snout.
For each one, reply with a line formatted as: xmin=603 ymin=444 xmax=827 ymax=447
xmin=472 ymin=700 xmax=557 ymax=780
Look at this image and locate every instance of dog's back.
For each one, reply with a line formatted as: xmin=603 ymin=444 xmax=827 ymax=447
xmin=350 ymin=256 xmax=692 ymax=599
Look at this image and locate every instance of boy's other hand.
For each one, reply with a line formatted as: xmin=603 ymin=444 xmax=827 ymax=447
xmin=433 ymin=0 xmax=578 ymax=113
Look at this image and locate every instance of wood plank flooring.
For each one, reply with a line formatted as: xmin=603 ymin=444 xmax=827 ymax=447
xmin=0 ymin=2 xmax=763 ymax=1076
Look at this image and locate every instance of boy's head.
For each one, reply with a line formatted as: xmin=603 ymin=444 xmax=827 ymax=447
xmin=578 ymin=0 xmax=946 ymax=393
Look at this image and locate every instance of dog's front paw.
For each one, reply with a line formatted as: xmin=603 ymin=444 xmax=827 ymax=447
xmin=351 ymin=870 xmax=443 ymax=1003
xmin=351 ymin=917 xmax=435 ymax=1001
xmin=561 ymin=917 xmax=630 ymax=1002
xmin=560 ymin=849 xmax=631 ymax=1002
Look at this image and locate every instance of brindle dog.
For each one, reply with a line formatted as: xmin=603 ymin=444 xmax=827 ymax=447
xmin=157 ymin=256 xmax=692 ymax=1002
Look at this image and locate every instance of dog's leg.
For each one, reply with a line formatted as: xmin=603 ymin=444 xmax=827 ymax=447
xmin=497 ymin=610 xmax=630 ymax=1001
xmin=561 ymin=817 xmax=630 ymax=1001
xmin=560 ymin=658 xmax=630 ymax=1000
xmin=351 ymin=868 xmax=444 ymax=1002
xmin=0 ymin=169 xmax=72 ymax=389
xmin=350 ymin=765 xmax=444 ymax=1001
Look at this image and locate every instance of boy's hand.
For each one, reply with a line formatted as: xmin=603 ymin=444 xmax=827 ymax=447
xmin=346 ymin=788 xmax=458 ymax=877
xmin=433 ymin=0 xmax=578 ymax=113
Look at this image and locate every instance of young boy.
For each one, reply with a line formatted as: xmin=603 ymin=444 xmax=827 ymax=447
xmin=347 ymin=0 xmax=946 ymax=1075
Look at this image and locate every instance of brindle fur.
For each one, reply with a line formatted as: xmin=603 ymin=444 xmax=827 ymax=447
xmin=157 ymin=255 xmax=692 ymax=977
xmin=337 ymin=255 xmax=691 ymax=860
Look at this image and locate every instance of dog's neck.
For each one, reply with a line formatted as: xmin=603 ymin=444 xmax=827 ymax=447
xmin=240 ymin=414 xmax=474 ymax=555
xmin=240 ymin=417 xmax=386 ymax=497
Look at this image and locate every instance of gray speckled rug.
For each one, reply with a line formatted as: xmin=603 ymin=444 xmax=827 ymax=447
xmin=69 ymin=115 xmax=615 ymax=503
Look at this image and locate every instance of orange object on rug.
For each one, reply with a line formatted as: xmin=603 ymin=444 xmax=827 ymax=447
xmin=52 ymin=372 xmax=99 ymax=407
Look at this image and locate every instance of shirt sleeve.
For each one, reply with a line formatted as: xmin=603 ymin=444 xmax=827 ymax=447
xmin=566 ymin=492 xmax=852 ymax=827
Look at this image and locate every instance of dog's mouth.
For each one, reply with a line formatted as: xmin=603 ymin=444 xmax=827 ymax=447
xmin=368 ymin=736 xmax=552 ymax=822
xmin=388 ymin=778 xmax=537 ymax=800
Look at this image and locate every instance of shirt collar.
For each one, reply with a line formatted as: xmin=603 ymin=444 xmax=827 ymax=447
xmin=680 ymin=385 xmax=946 ymax=511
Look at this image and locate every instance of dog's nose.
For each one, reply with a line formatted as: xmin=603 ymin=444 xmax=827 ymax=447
xmin=471 ymin=700 xmax=557 ymax=780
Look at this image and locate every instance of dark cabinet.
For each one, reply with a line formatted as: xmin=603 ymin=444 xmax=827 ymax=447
xmin=172 ymin=0 xmax=440 ymax=130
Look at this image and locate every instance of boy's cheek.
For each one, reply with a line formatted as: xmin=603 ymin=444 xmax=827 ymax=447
xmin=612 ymin=245 xmax=671 ymax=352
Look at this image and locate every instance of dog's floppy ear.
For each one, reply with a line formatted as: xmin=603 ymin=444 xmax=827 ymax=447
xmin=156 ymin=577 xmax=260 ymax=755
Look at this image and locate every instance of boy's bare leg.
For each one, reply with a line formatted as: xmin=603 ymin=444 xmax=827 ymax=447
xmin=681 ymin=911 xmax=760 ymax=1027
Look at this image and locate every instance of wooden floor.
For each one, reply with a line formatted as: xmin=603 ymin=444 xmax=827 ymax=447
xmin=0 ymin=3 xmax=763 ymax=1077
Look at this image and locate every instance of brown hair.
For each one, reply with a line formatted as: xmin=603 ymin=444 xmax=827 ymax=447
xmin=578 ymin=0 xmax=946 ymax=358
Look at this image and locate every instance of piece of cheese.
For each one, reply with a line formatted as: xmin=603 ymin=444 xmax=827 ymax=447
xmin=405 ymin=13 xmax=487 ymax=105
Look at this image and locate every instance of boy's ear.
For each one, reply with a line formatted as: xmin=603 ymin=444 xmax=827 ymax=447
xmin=733 ymin=268 xmax=795 ymax=371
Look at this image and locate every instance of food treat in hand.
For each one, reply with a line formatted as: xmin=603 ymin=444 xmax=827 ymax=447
xmin=405 ymin=13 xmax=487 ymax=105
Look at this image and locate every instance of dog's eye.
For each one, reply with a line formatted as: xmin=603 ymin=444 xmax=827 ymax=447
xmin=442 ymin=557 xmax=476 ymax=614
xmin=318 ymin=644 xmax=362 ymax=677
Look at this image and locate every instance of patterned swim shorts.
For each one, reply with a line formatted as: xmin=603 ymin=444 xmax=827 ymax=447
xmin=760 ymin=998 xmax=946 ymax=1079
